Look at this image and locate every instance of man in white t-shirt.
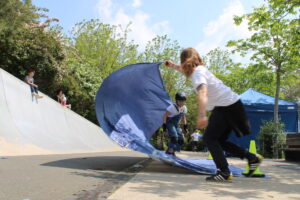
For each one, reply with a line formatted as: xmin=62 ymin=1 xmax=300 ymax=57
xmin=191 ymin=130 xmax=201 ymax=152
xmin=165 ymin=48 xmax=264 ymax=182
xmin=162 ymin=92 xmax=188 ymax=156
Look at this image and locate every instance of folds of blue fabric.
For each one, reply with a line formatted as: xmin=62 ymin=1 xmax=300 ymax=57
xmin=95 ymin=62 xmax=243 ymax=176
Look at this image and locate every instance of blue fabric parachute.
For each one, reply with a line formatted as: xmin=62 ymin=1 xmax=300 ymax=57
xmin=95 ymin=62 xmax=243 ymax=176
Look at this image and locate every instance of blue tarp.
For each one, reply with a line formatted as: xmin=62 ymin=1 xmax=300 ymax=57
xmin=95 ymin=62 xmax=243 ymax=176
xmin=228 ymin=88 xmax=299 ymax=149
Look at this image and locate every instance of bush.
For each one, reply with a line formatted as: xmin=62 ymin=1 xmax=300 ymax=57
xmin=258 ymin=120 xmax=286 ymax=159
xmin=150 ymin=129 xmax=168 ymax=150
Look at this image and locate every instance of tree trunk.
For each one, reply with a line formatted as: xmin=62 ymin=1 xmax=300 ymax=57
xmin=274 ymin=65 xmax=281 ymax=125
xmin=273 ymin=64 xmax=281 ymax=159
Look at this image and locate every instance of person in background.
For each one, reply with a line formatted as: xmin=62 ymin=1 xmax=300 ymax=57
xmin=57 ymin=89 xmax=71 ymax=109
xmin=162 ymin=92 xmax=188 ymax=156
xmin=191 ymin=129 xmax=201 ymax=152
xmin=24 ymin=69 xmax=43 ymax=98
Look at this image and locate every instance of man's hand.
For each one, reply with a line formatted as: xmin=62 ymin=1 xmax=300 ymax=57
xmin=164 ymin=60 xmax=175 ymax=67
xmin=197 ymin=115 xmax=208 ymax=129
xmin=162 ymin=123 xmax=167 ymax=132
xmin=183 ymin=124 xmax=188 ymax=132
xmin=165 ymin=60 xmax=183 ymax=73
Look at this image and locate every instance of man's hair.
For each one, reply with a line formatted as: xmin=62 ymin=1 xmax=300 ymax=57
xmin=180 ymin=48 xmax=205 ymax=77
xmin=27 ymin=69 xmax=35 ymax=73
xmin=57 ymin=88 xmax=63 ymax=95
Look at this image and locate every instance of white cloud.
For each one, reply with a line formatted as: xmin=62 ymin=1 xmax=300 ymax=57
xmin=97 ymin=0 xmax=112 ymax=19
xmin=196 ymin=0 xmax=253 ymax=59
xmin=96 ymin=0 xmax=170 ymax=49
xmin=132 ymin=0 xmax=141 ymax=8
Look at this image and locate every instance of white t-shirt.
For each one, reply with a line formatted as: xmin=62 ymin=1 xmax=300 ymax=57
xmin=191 ymin=132 xmax=201 ymax=141
xmin=57 ymin=94 xmax=67 ymax=102
xmin=166 ymin=104 xmax=187 ymax=118
xmin=189 ymin=65 xmax=240 ymax=111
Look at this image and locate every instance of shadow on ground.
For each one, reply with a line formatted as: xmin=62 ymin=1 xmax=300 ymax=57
xmin=41 ymin=155 xmax=150 ymax=200
xmin=41 ymin=154 xmax=300 ymax=200
xmin=121 ymin=160 xmax=300 ymax=200
xmin=41 ymin=156 xmax=147 ymax=171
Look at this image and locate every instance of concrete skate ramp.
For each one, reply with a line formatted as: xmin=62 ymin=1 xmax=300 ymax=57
xmin=0 ymin=69 xmax=119 ymax=156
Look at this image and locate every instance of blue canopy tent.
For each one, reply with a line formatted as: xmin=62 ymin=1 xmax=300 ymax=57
xmin=228 ymin=88 xmax=299 ymax=149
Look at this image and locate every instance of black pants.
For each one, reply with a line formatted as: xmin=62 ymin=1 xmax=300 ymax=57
xmin=191 ymin=141 xmax=198 ymax=151
xmin=203 ymin=100 xmax=256 ymax=173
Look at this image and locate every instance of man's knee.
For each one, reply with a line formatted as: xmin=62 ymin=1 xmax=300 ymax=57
xmin=219 ymin=140 xmax=228 ymax=149
xmin=170 ymin=137 xmax=178 ymax=143
xmin=203 ymin=133 xmax=210 ymax=144
xmin=178 ymin=139 xmax=184 ymax=145
xmin=203 ymin=133 xmax=216 ymax=146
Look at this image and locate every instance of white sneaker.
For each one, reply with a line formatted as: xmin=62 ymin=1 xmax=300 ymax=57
xmin=33 ymin=93 xmax=43 ymax=98
xmin=32 ymin=92 xmax=38 ymax=97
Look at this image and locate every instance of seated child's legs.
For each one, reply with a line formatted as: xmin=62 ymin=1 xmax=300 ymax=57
xmin=30 ymin=85 xmax=38 ymax=94
xmin=29 ymin=85 xmax=35 ymax=93
xmin=61 ymin=100 xmax=67 ymax=106
xmin=34 ymin=87 xmax=38 ymax=94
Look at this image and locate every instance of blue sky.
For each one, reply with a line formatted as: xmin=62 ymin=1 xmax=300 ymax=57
xmin=32 ymin=0 xmax=263 ymax=57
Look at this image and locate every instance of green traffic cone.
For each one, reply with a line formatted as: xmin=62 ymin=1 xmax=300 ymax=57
xmin=207 ymin=152 xmax=213 ymax=160
xmin=242 ymin=140 xmax=265 ymax=177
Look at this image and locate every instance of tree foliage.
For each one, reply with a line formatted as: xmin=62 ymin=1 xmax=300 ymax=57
xmin=227 ymin=0 xmax=299 ymax=124
xmin=141 ymin=35 xmax=187 ymax=98
xmin=0 ymin=0 xmax=65 ymax=94
xmin=62 ymin=20 xmax=139 ymax=121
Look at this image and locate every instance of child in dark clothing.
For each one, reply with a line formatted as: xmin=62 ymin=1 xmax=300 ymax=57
xmin=162 ymin=92 xmax=188 ymax=156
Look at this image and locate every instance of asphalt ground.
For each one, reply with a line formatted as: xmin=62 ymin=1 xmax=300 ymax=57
xmin=0 ymin=151 xmax=148 ymax=200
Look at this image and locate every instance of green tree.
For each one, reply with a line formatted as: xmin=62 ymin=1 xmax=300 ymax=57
xmin=63 ymin=20 xmax=139 ymax=122
xmin=0 ymin=0 xmax=40 ymax=31
xmin=0 ymin=0 xmax=65 ymax=94
xmin=227 ymin=0 xmax=300 ymax=126
xmin=204 ymin=47 xmax=239 ymax=74
xmin=141 ymin=35 xmax=187 ymax=98
xmin=282 ymin=68 xmax=300 ymax=103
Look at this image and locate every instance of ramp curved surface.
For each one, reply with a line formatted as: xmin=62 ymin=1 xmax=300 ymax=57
xmin=0 ymin=69 xmax=119 ymax=156
xmin=95 ymin=62 xmax=243 ymax=176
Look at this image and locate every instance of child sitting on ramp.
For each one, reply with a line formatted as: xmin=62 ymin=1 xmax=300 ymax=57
xmin=24 ymin=69 xmax=43 ymax=99
xmin=162 ymin=92 xmax=188 ymax=156
xmin=57 ymin=89 xmax=71 ymax=109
